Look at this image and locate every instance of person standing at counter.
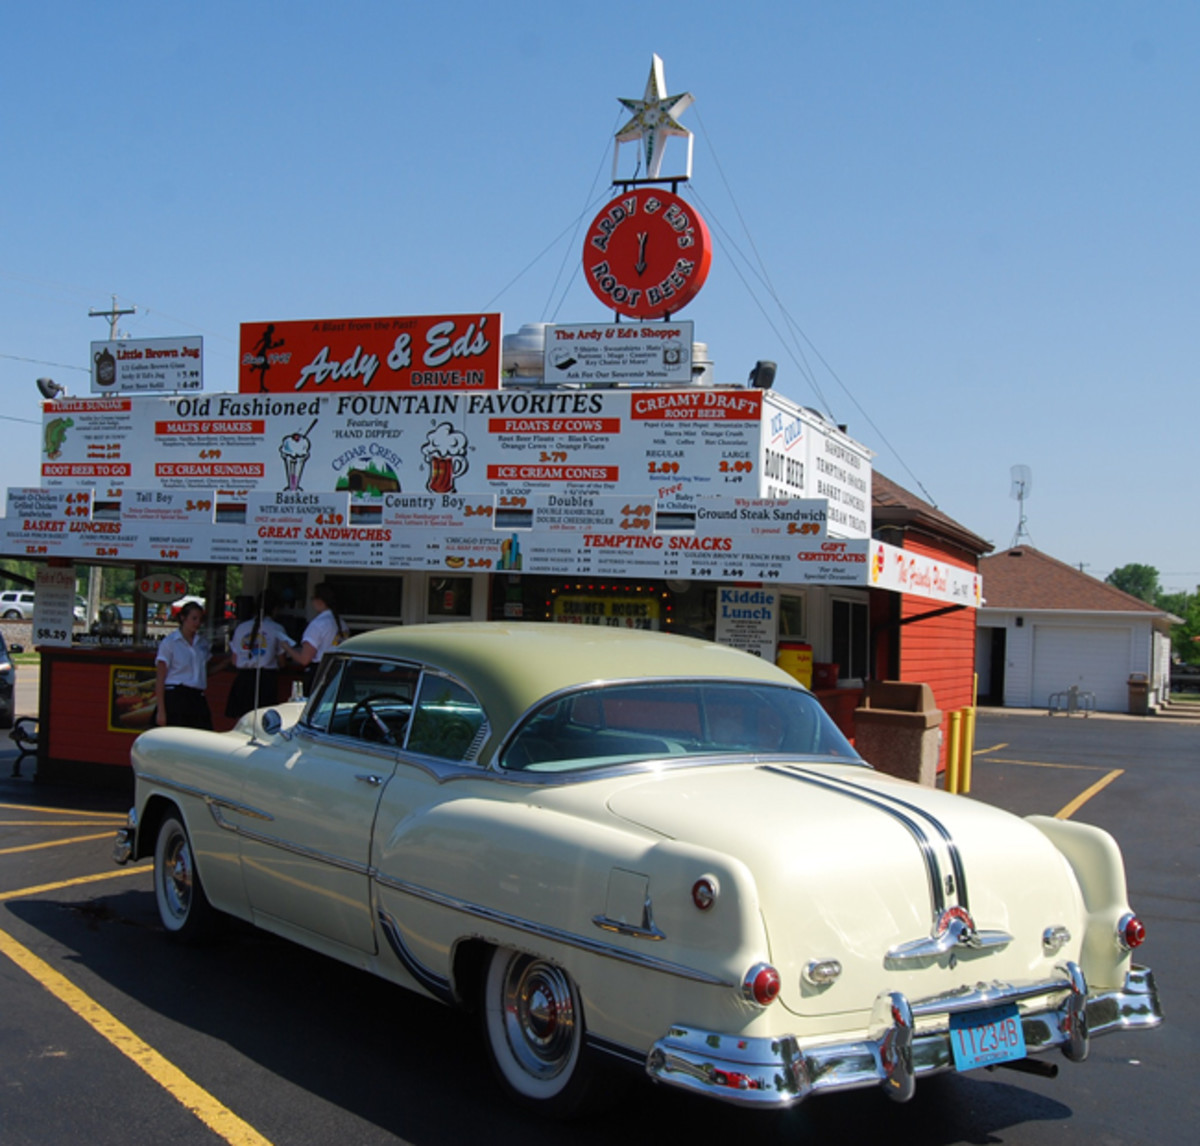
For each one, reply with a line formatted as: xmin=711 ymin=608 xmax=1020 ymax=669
xmin=282 ymin=582 xmax=347 ymax=695
xmin=154 ymin=601 xmax=213 ymax=729
xmin=226 ymin=589 xmax=289 ymax=719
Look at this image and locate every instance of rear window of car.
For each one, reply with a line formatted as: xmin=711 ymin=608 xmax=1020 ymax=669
xmin=499 ymin=680 xmax=860 ymax=773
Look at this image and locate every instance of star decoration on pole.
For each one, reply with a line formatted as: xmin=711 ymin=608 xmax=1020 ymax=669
xmin=615 ymin=54 xmax=694 ymax=180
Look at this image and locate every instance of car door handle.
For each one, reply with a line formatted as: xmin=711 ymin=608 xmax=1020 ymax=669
xmin=354 ymin=773 xmax=385 ymax=787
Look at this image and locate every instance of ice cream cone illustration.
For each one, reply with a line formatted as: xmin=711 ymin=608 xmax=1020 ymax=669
xmin=280 ymin=418 xmax=317 ymax=491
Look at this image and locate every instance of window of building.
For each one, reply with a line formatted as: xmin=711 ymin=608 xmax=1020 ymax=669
xmin=831 ymin=597 xmax=869 ymax=681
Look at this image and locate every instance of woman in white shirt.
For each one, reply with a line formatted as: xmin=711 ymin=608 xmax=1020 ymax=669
xmin=226 ymin=589 xmax=290 ymax=719
xmin=281 ymin=582 xmax=347 ymax=695
xmin=154 ymin=602 xmax=213 ymax=729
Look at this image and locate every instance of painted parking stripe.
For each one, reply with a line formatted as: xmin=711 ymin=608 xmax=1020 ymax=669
xmin=0 ymin=801 xmax=125 ymax=819
xmin=0 ymin=926 xmax=274 ymax=1146
xmin=0 ymin=832 xmax=115 ymax=856
xmin=0 ymin=866 xmax=147 ymax=902
xmin=1055 ymin=768 xmax=1125 ymax=820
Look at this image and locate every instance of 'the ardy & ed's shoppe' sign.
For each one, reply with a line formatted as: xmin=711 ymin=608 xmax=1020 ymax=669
xmin=238 ymin=313 xmax=501 ymax=393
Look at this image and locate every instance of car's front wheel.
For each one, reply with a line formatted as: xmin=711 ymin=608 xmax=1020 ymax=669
xmin=154 ymin=813 xmax=217 ymax=942
xmin=2 ymin=610 xmax=21 ymax=619
xmin=481 ymin=947 xmax=601 ymax=1117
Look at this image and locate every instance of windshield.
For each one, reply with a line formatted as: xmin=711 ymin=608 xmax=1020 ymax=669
xmin=498 ymin=680 xmax=861 ymax=773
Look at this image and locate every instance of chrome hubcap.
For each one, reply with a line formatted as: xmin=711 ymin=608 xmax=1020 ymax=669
xmin=164 ymin=835 xmax=192 ymax=919
xmin=502 ymin=957 xmax=577 ymax=1079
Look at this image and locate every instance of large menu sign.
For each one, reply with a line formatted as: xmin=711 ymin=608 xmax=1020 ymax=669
xmin=35 ymin=388 xmax=871 ymax=530
xmin=0 ymin=384 xmax=971 ymax=599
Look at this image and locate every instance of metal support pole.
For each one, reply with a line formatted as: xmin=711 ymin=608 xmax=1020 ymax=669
xmin=960 ymin=706 xmax=976 ymax=794
xmin=946 ymin=710 xmax=962 ymax=794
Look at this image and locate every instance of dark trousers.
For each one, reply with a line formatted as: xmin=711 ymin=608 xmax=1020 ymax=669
xmin=164 ymin=686 xmax=213 ymax=730
xmin=226 ymin=669 xmax=280 ymax=719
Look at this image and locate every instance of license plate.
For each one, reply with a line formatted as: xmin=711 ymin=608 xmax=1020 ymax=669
xmin=949 ymin=1003 xmax=1026 ymax=1071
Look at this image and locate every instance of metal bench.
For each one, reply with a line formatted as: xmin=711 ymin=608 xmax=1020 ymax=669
xmin=9 ymin=716 xmax=38 ymax=776
xmin=1048 ymin=685 xmax=1095 ymax=717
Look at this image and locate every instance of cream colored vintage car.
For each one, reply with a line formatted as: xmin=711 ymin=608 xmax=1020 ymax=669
xmin=114 ymin=623 xmax=1161 ymax=1116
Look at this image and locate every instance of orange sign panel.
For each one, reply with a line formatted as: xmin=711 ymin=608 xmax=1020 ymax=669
xmin=238 ymin=314 xmax=501 ymax=393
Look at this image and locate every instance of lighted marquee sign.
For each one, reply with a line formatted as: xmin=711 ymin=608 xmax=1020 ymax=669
xmin=583 ymin=188 xmax=712 ymax=320
xmin=238 ymin=314 xmax=501 ymax=394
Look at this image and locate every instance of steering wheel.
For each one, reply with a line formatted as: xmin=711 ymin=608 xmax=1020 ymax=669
xmin=348 ymin=697 xmax=402 ymax=745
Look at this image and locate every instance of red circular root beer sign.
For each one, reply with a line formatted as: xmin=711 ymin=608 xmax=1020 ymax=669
xmin=582 ymin=187 xmax=712 ymax=319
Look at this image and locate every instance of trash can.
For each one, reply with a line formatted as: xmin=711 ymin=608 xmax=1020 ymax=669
xmin=1127 ymin=673 xmax=1150 ymax=717
xmin=854 ymin=681 xmax=943 ymax=786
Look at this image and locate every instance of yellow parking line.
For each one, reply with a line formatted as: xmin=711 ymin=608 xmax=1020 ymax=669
xmin=0 ymin=926 xmax=273 ymax=1146
xmin=972 ymin=742 xmax=1008 ymax=755
xmin=0 ymin=867 xmax=147 ymax=902
xmin=1055 ymin=768 xmax=1125 ymax=820
xmin=0 ymin=802 xmax=124 ymax=820
xmin=982 ymin=756 xmax=1108 ymax=772
xmin=1 ymin=820 xmax=126 ymax=828
xmin=0 ymin=832 xmax=116 ymax=856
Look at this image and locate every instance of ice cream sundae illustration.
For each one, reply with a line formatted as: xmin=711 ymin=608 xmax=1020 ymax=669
xmin=280 ymin=418 xmax=317 ymax=491
xmin=422 ymin=423 xmax=469 ymax=495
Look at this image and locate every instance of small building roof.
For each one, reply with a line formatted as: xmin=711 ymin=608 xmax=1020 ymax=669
xmin=978 ymin=546 xmax=1166 ymax=614
xmin=871 ymin=472 xmax=991 ymax=558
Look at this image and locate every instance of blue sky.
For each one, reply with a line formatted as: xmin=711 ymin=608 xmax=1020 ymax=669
xmin=2 ymin=2 xmax=1196 ymax=591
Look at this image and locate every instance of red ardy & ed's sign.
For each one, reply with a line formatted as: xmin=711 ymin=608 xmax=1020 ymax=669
xmin=238 ymin=313 xmax=501 ymax=393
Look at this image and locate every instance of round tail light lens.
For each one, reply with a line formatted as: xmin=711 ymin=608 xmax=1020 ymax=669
xmin=742 ymin=963 xmax=781 ymax=1006
xmin=1119 ymin=913 xmax=1146 ymax=950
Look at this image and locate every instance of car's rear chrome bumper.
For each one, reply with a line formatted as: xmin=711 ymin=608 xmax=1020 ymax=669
xmin=646 ymin=963 xmax=1162 ymax=1108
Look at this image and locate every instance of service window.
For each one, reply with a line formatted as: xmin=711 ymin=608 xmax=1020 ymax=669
xmin=406 ymin=673 xmax=487 ymax=761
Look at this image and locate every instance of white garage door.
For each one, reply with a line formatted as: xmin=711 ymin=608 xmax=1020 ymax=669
xmin=1031 ymin=625 xmax=1132 ymax=712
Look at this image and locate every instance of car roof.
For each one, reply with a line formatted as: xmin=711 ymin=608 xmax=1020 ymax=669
xmin=337 ymin=622 xmax=803 ymax=732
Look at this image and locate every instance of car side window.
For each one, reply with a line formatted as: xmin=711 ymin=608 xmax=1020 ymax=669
xmin=303 ymin=661 xmax=345 ymax=732
xmin=328 ymin=659 xmax=421 ymax=745
xmin=406 ymin=673 xmax=487 ymax=762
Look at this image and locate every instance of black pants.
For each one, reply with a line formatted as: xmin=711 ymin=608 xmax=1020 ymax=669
xmin=226 ymin=669 xmax=280 ymax=719
xmin=164 ymin=686 xmax=213 ymax=730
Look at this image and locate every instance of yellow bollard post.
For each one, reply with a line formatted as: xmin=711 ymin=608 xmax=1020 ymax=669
xmin=946 ymin=710 xmax=962 ymax=793
xmin=961 ymin=706 xmax=977 ymax=794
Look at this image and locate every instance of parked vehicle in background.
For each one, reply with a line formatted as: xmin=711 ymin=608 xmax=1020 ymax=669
xmin=0 ymin=631 xmax=15 ymax=728
xmin=1170 ymin=661 xmax=1200 ymax=693
xmin=0 ymin=590 xmax=36 ymax=620
xmin=114 ymin=623 xmax=1163 ymax=1119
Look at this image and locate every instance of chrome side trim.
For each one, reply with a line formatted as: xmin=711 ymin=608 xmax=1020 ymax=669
xmin=762 ymin=764 xmax=945 ymax=916
xmin=212 ymin=807 xmax=373 ymax=877
xmin=137 ymin=771 xmax=275 ymax=822
xmin=377 ymin=909 xmax=455 ymax=1005
xmin=646 ymin=963 xmax=1162 ymax=1110
xmin=372 ymin=870 xmax=733 ymax=987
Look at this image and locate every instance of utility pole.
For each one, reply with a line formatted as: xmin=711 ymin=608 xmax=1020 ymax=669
xmin=82 ymin=296 xmax=136 ymax=624
xmin=88 ymin=295 xmax=136 ymax=339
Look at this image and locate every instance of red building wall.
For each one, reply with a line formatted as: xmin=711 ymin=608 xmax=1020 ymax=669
xmin=892 ymin=537 xmax=979 ymax=771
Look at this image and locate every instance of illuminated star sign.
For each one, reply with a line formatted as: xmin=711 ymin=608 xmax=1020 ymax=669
xmin=615 ymin=54 xmax=694 ymax=180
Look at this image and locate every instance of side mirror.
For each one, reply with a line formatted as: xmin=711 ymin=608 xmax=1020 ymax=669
xmin=260 ymin=709 xmax=283 ymax=736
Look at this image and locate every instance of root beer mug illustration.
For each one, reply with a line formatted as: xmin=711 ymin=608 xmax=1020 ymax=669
xmin=423 ymin=423 xmax=469 ymax=494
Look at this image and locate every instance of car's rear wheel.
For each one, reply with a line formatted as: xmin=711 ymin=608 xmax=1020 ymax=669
xmin=3 ymin=610 xmax=21 ymax=619
xmin=482 ymin=946 xmax=600 ymax=1117
xmin=154 ymin=814 xmax=216 ymax=942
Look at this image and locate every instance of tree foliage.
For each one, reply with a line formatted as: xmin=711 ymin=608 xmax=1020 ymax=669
xmin=1106 ymin=563 xmax=1160 ymax=603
